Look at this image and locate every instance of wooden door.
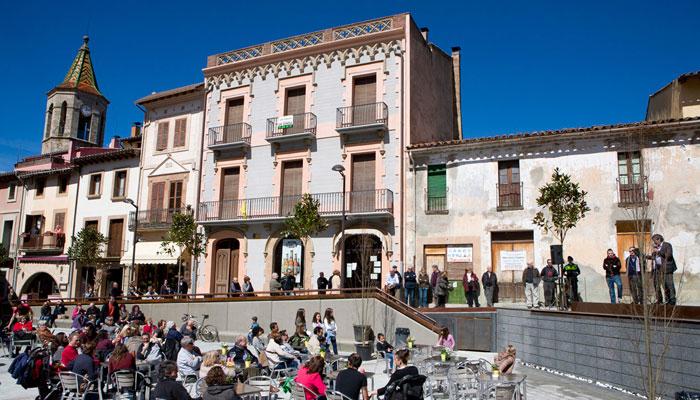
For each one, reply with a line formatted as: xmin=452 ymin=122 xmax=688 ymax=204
xmin=285 ymin=87 xmax=306 ymax=134
xmin=491 ymin=240 xmax=534 ymax=301
xmin=214 ymin=248 xmax=230 ymax=293
xmin=425 ymin=255 xmax=446 ymax=274
xmin=107 ymin=219 xmax=124 ymax=257
xmin=281 ymin=160 xmax=303 ymax=215
xmin=351 ymin=153 xmax=376 ymax=212
xmin=352 ymin=75 xmax=377 ymax=124
xmin=225 ymin=98 xmax=244 ymax=141
xmin=220 ymin=168 xmax=240 ymax=219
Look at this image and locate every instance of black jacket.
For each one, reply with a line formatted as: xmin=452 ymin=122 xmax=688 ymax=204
xmin=153 ymin=377 xmax=193 ymax=400
xmin=317 ymin=276 xmax=329 ymax=290
xmin=203 ymin=384 xmax=241 ymax=400
xmin=481 ymin=272 xmax=497 ymax=288
xmin=404 ymin=272 xmax=417 ymax=289
xmin=603 ymin=256 xmax=622 ymax=277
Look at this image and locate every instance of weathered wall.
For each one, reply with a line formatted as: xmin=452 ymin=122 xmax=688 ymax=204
xmin=497 ymin=308 xmax=700 ymax=398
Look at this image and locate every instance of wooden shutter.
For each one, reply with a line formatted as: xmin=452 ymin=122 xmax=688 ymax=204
xmin=221 ymin=168 xmax=240 ymax=202
xmin=281 ymin=160 xmax=303 ymax=215
xmin=150 ymin=182 xmax=165 ymax=210
xmin=498 ymin=160 xmax=519 ymax=184
xmin=156 ymin=122 xmax=169 ymax=151
xmin=351 ymin=153 xmax=376 ymax=212
xmin=353 ymin=75 xmax=377 ymax=105
xmin=285 ymin=87 xmax=306 ymax=115
xmin=168 ymin=181 xmax=183 ymax=209
xmin=108 ymin=219 xmax=124 ymax=257
xmin=174 ymin=118 xmax=187 ymax=148
xmin=427 ymin=164 xmax=447 ymax=198
xmin=226 ymin=98 xmax=244 ymax=125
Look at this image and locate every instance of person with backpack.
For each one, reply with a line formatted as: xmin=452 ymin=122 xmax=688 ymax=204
xmin=371 ymin=349 xmax=421 ymax=399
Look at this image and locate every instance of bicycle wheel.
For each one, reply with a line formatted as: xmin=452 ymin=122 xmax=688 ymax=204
xmin=199 ymin=325 xmax=219 ymax=342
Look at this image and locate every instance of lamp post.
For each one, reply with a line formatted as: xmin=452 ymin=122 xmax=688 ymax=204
xmin=123 ymin=198 xmax=138 ymax=287
xmin=332 ymin=164 xmax=346 ymax=286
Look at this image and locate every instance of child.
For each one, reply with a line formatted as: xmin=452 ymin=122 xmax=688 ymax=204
xmin=376 ymin=333 xmax=394 ymax=371
xmin=247 ymin=316 xmax=259 ymax=343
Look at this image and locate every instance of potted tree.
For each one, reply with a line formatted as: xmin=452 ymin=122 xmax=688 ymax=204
xmin=352 ymin=234 xmax=376 ymax=360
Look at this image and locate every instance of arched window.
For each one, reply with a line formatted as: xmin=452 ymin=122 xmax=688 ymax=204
xmin=58 ymin=101 xmax=67 ymax=136
xmin=45 ymin=104 xmax=53 ymax=138
xmin=274 ymin=238 xmax=304 ymax=288
xmin=78 ymin=112 xmax=92 ymax=140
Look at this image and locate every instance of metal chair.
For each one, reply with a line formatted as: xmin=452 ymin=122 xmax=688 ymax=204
xmin=291 ymin=382 xmax=319 ymax=400
xmin=111 ymin=370 xmax=151 ymax=399
xmin=327 ymin=358 xmax=347 ymax=374
xmin=59 ymin=371 xmax=103 ymax=400
xmin=482 ymin=382 xmax=520 ymax=400
xmin=447 ymin=367 xmax=478 ymax=400
xmin=194 ymin=377 xmax=207 ymax=398
xmin=423 ymin=374 xmax=450 ymax=400
xmin=245 ymin=375 xmax=279 ymax=400
xmin=326 ymin=389 xmax=354 ymax=400
xmin=177 ymin=371 xmax=199 ymax=397
xmin=11 ymin=334 xmax=36 ymax=354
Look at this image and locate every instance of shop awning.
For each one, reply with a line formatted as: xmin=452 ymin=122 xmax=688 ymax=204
xmin=120 ymin=242 xmax=181 ymax=265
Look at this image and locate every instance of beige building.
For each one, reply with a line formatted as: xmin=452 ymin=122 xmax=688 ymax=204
xmin=406 ymin=79 xmax=700 ymax=304
xmin=647 ymin=70 xmax=700 ymax=120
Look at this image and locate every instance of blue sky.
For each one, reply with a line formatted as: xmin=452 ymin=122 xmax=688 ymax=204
xmin=1 ymin=1 xmax=698 ymax=170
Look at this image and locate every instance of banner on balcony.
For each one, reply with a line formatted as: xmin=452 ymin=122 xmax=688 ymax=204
xmin=282 ymin=239 xmax=303 ymax=283
xmin=277 ymin=115 xmax=294 ymax=129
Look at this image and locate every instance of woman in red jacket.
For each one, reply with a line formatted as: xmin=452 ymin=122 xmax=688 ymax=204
xmin=294 ymin=355 xmax=326 ymax=400
xmin=12 ymin=314 xmax=35 ymax=355
xmin=462 ymin=267 xmax=481 ymax=307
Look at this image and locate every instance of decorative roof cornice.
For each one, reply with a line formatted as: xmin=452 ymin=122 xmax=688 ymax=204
xmin=205 ymin=39 xmax=403 ymax=91
xmin=53 ymin=36 xmax=105 ymax=99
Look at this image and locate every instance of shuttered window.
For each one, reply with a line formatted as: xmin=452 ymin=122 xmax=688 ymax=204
xmin=226 ymin=98 xmax=244 ymax=125
xmin=427 ymin=164 xmax=447 ymax=198
xmin=88 ymin=174 xmax=102 ymax=197
xmin=351 ymin=153 xmax=376 ymax=212
xmin=150 ymin=182 xmax=165 ymax=210
xmin=498 ymin=160 xmax=520 ymax=184
xmin=173 ymin=118 xmax=187 ymax=148
xmin=221 ymin=168 xmax=240 ymax=202
xmin=353 ymin=75 xmax=377 ymax=105
xmin=282 ymin=161 xmax=303 ymax=196
xmin=107 ymin=219 xmax=124 ymax=257
xmin=54 ymin=212 xmax=66 ymax=231
xmin=156 ymin=122 xmax=169 ymax=151
xmin=285 ymin=87 xmax=306 ymax=115
xmin=168 ymin=181 xmax=183 ymax=209
xmin=113 ymin=171 xmax=127 ymax=198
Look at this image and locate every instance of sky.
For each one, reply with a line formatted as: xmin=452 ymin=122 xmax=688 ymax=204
xmin=0 ymin=0 xmax=699 ymax=170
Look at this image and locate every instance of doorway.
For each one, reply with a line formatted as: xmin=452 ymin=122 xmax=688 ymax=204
xmin=490 ymin=231 xmax=534 ymax=302
xmin=274 ymin=238 xmax=304 ymax=287
xmin=21 ymin=272 xmax=59 ymax=299
xmin=214 ymin=239 xmax=240 ymax=293
xmin=343 ymin=234 xmax=382 ymax=289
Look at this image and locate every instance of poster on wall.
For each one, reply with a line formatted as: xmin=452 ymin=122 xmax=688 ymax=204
xmin=282 ymin=239 xmax=303 ymax=283
xmin=447 ymin=245 xmax=473 ymax=263
xmin=500 ymin=250 xmax=527 ymax=271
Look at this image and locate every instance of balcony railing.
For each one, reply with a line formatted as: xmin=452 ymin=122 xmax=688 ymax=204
xmin=336 ymin=102 xmax=388 ymax=131
xmin=129 ymin=208 xmax=187 ymax=231
xmin=426 ymin=196 xmax=448 ymax=213
xmin=266 ymin=112 xmax=317 ymax=140
xmin=618 ymin=176 xmax=649 ymax=207
xmin=199 ymin=189 xmax=393 ymax=222
xmin=208 ymin=123 xmax=252 ymax=148
xmin=497 ymin=182 xmax=523 ymax=210
xmin=19 ymin=233 xmax=66 ymax=252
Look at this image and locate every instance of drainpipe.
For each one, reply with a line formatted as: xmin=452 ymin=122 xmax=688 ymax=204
xmin=133 ymin=108 xmax=146 ymax=292
xmin=13 ymin=174 xmax=28 ymax=290
xmin=192 ymin=87 xmax=208 ymax=294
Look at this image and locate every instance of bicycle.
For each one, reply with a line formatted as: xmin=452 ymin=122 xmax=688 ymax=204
xmin=181 ymin=313 xmax=219 ymax=342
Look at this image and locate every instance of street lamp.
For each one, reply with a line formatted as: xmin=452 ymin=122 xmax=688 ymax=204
xmin=332 ymin=164 xmax=346 ymax=287
xmin=123 ymin=198 xmax=138 ymax=286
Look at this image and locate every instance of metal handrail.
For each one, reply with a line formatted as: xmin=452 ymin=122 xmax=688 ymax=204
xmin=198 ymin=189 xmax=394 ymax=222
xmin=336 ymin=102 xmax=388 ymax=129
xmin=208 ymin=123 xmax=252 ymax=146
xmin=266 ymin=112 xmax=317 ymax=138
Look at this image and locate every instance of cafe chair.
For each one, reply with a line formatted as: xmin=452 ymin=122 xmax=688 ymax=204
xmin=245 ymin=376 xmax=279 ymax=400
xmin=326 ymin=389 xmax=354 ymax=400
xmin=59 ymin=371 xmax=103 ymax=400
xmin=111 ymin=370 xmax=150 ymax=399
xmin=291 ymin=382 xmax=319 ymax=400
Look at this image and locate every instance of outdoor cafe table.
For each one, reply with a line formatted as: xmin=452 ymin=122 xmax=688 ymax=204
xmin=424 ymin=354 xmax=470 ymax=366
xmin=476 ymin=372 xmax=527 ymax=399
xmin=236 ymin=382 xmax=263 ymax=399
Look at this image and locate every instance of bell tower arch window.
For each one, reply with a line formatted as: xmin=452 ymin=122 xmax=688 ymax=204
xmin=45 ymin=104 xmax=53 ymax=139
xmin=58 ymin=101 xmax=67 ymax=136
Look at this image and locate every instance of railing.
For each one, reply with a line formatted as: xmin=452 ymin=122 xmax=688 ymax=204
xmin=19 ymin=233 xmax=65 ymax=252
xmin=266 ymin=112 xmax=317 ymax=138
xmin=208 ymin=123 xmax=252 ymax=147
xmin=426 ymin=196 xmax=448 ymax=213
xmin=199 ymin=189 xmax=393 ymax=222
xmin=336 ymin=102 xmax=388 ymax=129
xmin=129 ymin=208 xmax=187 ymax=230
xmin=497 ymin=182 xmax=523 ymax=210
xmin=618 ymin=176 xmax=649 ymax=206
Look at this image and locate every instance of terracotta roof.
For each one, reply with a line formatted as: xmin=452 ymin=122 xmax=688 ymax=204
xmin=16 ymin=167 xmax=75 ymax=179
xmin=72 ymin=148 xmax=140 ymax=165
xmin=679 ymin=70 xmax=700 ymax=82
xmin=135 ymin=83 xmax=204 ymax=105
xmin=54 ymin=36 xmax=104 ymax=98
xmin=407 ymin=117 xmax=700 ymax=151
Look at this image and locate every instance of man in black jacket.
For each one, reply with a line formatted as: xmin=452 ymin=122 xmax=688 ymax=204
xmin=316 ymin=272 xmax=329 ymax=295
xmin=481 ymin=267 xmax=498 ymax=307
xmin=153 ymin=360 xmax=193 ymax=400
xmin=540 ymin=259 xmax=559 ymax=308
xmin=626 ymin=248 xmax=643 ymax=304
xmin=603 ymin=249 xmax=622 ymax=304
xmin=650 ymin=234 xmax=676 ymax=305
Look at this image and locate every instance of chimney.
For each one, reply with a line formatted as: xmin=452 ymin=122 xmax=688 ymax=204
xmin=109 ymin=136 xmax=121 ymax=149
xmin=420 ymin=27 xmax=429 ymax=41
xmin=131 ymin=122 xmax=142 ymax=138
xmin=451 ymin=47 xmax=463 ymax=139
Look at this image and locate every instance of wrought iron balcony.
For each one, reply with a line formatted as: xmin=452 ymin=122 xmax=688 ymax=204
xmin=617 ymin=176 xmax=649 ymax=207
xmin=336 ymin=102 xmax=388 ymax=135
xmin=198 ymin=189 xmax=393 ymax=223
xmin=208 ymin=123 xmax=252 ymax=150
xmin=19 ymin=232 xmax=65 ymax=254
xmin=266 ymin=112 xmax=317 ymax=143
xmin=128 ymin=208 xmax=187 ymax=231
xmin=497 ymin=182 xmax=523 ymax=211
xmin=426 ymin=196 xmax=448 ymax=214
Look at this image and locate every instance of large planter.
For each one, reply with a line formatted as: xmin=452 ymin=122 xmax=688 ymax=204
xmin=353 ymin=324 xmax=374 ymax=342
xmin=354 ymin=343 xmax=373 ymax=361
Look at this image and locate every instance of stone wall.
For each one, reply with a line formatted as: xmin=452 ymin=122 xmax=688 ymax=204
xmin=496 ymin=307 xmax=700 ymax=398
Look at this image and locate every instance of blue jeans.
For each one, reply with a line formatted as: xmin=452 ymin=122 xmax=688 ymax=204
xmin=405 ymin=287 xmax=416 ymax=307
xmin=419 ymin=288 xmax=429 ymax=308
xmin=327 ymin=335 xmax=338 ymax=355
xmin=607 ymin=275 xmax=623 ymax=303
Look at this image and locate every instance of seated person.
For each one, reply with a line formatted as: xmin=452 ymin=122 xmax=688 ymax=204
xmin=53 ymin=332 xmax=69 ymax=364
xmin=494 ymin=344 xmax=516 ymax=374
xmin=199 ymin=350 xmax=235 ymax=378
xmin=12 ymin=314 xmax=35 ymax=355
xmin=294 ymin=356 xmax=326 ymax=400
xmin=50 ymin=300 xmax=67 ymax=327
xmin=153 ymin=360 xmax=193 ymax=400
xmin=306 ymin=326 xmax=328 ymax=355
xmin=279 ymin=330 xmax=302 ymax=358
xmin=71 ymin=341 xmax=99 ymax=382
xmin=128 ymin=305 xmax=146 ymax=325
xmin=227 ymin=335 xmax=259 ymax=368
xmin=250 ymin=326 xmax=266 ymax=353
xmin=180 ymin=318 xmax=198 ymax=340
xmin=137 ymin=332 xmax=164 ymax=365
xmin=266 ymin=332 xmax=299 ymax=370
xmin=36 ymin=320 xmax=56 ymax=347
xmin=289 ymin=325 xmax=310 ymax=353
xmin=61 ymin=333 xmax=81 ymax=369
xmin=101 ymin=316 xmax=119 ymax=338
xmin=371 ymin=349 xmax=419 ymax=399
xmin=335 ymin=353 xmax=369 ymax=400
xmin=108 ymin=343 xmax=135 ymax=376
xmin=95 ymin=330 xmax=115 ymax=361
xmin=177 ymin=337 xmax=202 ymax=381
xmin=376 ymin=333 xmax=395 ymax=371
xmin=39 ymin=301 xmax=52 ymax=323
xmin=203 ymin=366 xmax=240 ymax=400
